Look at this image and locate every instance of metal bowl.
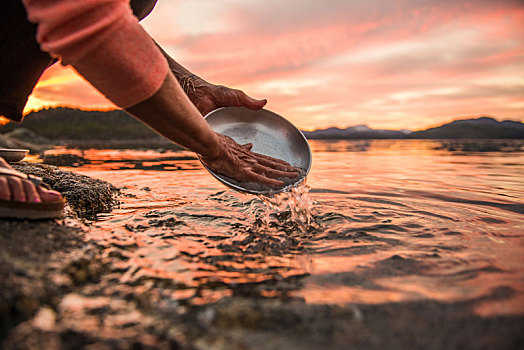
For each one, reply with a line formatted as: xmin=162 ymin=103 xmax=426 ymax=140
xmin=0 ymin=148 xmax=29 ymax=163
xmin=201 ymin=107 xmax=311 ymax=195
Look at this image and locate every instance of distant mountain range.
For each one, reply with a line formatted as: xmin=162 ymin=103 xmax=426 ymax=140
xmin=302 ymin=116 xmax=524 ymax=139
xmin=1 ymin=108 xmax=523 ymax=140
xmin=406 ymin=117 xmax=524 ymax=139
xmin=301 ymin=124 xmax=410 ymax=139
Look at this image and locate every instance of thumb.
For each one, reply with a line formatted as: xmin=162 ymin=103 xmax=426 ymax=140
xmin=238 ymin=91 xmax=267 ymax=111
xmin=241 ymin=143 xmax=253 ymax=151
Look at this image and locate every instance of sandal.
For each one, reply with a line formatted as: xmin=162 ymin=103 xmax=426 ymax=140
xmin=0 ymin=167 xmax=65 ymax=219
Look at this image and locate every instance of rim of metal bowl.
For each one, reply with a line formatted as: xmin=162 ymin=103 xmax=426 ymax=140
xmin=0 ymin=148 xmax=30 ymax=152
xmin=201 ymin=107 xmax=312 ymax=196
xmin=0 ymin=148 xmax=30 ymax=162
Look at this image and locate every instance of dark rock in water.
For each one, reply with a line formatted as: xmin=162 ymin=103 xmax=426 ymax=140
xmin=13 ymin=162 xmax=118 ymax=219
xmin=433 ymin=140 xmax=523 ymax=152
xmin=42 ymin=153 xmax=89 ymax=167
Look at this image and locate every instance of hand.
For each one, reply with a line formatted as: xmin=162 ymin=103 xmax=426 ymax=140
xmin=200 ymin=134 xmax=300 ymax=187
xmin=182 ymin=76 xmax=267 ymax=116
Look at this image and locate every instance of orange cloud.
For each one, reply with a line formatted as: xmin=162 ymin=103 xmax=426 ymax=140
xmin=24 ymin=64 xmax=115 ymax=115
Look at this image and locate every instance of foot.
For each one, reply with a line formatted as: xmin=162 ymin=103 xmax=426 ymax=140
xmin=0 ymin=157 xmax=62 ymax=203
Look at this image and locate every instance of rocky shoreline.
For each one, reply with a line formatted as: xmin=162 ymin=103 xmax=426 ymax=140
xmin=0 ymin=163 xmax=522 ymax=349
xmin=0 ymin=163 xmax=115 ymax=343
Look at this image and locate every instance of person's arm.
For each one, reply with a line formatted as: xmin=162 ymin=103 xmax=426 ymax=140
xmin=155 ymin=45 xmax=267 ymax=117
xmin=23 ymin=0 xmax=298 ymax=186
xmin=127 ymin=72 xmax=298 ymax=186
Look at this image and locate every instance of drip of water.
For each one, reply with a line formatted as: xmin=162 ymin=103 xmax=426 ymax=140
xmin=246 ymin=181 xmax=321 ymax=236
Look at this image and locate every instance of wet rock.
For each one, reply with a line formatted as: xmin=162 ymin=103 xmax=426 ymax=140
xmin=42 ymin=153 xmax=89 ymax=167
xmin=148 ymin=217 xmax=187 ymax=228
xmin=0 ymin=163 xmax=119 ymax=344
xmin=13 ymin=162 xmax=119 ymax=219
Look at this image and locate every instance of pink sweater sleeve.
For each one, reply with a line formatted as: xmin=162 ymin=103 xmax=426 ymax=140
xmin=22 ymin=0 xmax=169 ymax=108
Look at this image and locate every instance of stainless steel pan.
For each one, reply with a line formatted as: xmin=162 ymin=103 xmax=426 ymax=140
xmin=200 ymin=107 xmax=311 ymax=195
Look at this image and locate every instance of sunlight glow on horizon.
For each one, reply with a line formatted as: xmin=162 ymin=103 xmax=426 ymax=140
xmin=15 ymin=0 xmax=524 ymax=130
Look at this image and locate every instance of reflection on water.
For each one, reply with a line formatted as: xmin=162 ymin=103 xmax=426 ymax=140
xmin=45 ymin=140 xmax=524 ymax=316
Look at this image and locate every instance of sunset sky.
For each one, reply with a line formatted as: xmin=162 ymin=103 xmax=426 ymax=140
xmin=22 ymin=0 xmax=524 ymax=131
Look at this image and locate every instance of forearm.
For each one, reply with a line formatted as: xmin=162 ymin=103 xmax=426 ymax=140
xmin=154 ymin=42 xmax=267 ymax=117
xmin=126 ymin=72 xmax=220 ymax=158
xmin=155 ymin=44 xmax=206 ymax=98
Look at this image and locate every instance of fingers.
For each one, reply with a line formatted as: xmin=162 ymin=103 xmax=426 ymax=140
xmin=226 ymin=136 xmax=292 ymax=171
xmin=248 ymin=150 xmax=294 ymax=167
xmin=237 ymin=147 xmax=300 ymax=173
xmin=241 ymin=143 xmax=253 ymax=151
xmin=209 ymin=133 xmax=301 ymax=187
xmin=235 ymin=143 xmax=301 ymax=181
xmin=244 ymin=170 xmax=284 ymax=187
xmin=243 ymin=95 xmax=267 ymax=111
xmin=229 ymin=137 xmax=294 ymax=169
xmin=249 ymin=154 xmax=299 ymax=173
xmin=250 ymin=163 xmax=299 ymax=180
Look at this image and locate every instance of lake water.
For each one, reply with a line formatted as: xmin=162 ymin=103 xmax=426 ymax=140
xmin=47 ymin=139 xmax=524 ymax=317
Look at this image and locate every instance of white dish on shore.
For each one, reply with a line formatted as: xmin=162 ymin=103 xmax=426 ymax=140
xmin=0 ymin=148 xmax=29 ymax=162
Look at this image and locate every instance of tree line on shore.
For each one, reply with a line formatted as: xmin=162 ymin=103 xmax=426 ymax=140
xmin=1 ymin=107 xmax=523 ymax=140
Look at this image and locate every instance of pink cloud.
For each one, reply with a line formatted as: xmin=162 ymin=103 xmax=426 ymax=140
xmin=24 ymin=0 xmax=524 ymax=130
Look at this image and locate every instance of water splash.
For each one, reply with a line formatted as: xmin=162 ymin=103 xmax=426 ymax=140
xmin=247 ymin=181 xmax=321 ymax=236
